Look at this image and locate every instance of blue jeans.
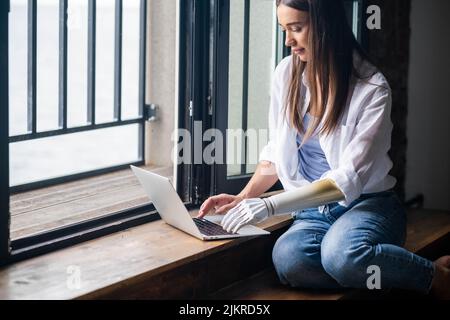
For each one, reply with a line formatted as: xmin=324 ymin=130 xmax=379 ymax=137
xmin=272 ymin=190 xmax=435 ymax=293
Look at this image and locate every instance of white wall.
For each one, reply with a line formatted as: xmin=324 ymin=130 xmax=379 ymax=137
xmin=406 ymin=0 xmax=450 ymax=210
xmin=145 ymin=0 xmax=177 ymax=167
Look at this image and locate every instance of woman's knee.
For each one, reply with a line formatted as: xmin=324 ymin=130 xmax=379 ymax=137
xmin=321 ymin=231 xmax=374 ymax=287
xmin=272 ymin=231 xmax=322 ymax=287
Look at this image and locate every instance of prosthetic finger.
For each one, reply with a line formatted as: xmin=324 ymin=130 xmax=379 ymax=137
xmin=222 ymin=206 xmax=246 ymax=230
xmin=232 ymin=214 xmax=254 ymax=233
xmin=221 ymin=204 xmax=243 ymax=227
xmin=229 ymin=210 xmax=248 ymax=231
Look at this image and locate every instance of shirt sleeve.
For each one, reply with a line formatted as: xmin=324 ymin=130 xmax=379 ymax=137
xmin=320 ymin=83 xmax=393 ymax=206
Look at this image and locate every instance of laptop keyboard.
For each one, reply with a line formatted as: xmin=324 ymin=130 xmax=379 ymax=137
xmin=192 ymin=218 xmax=236 ymax=236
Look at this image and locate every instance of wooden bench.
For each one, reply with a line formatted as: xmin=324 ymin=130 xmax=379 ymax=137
xmin=209 ymin=209 xmax=450 ymax=300
xmin=0 ymin=208 xmax=448 ymax=300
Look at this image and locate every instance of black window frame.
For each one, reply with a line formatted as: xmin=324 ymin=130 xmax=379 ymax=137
xmin=177 ymin=0 xmax=213 ymax=206
xmin=0 ymin=0 xmax=11 ymax=264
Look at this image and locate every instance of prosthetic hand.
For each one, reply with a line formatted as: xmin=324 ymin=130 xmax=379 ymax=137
xmin=221 ymin=198 xmax=271 ymax=233
xmin=221 ymin=179 xmax=345 ymax=233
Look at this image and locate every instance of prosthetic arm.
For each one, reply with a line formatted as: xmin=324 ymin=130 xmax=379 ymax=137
xmin=221 ymin=179 xmax=345 ymax=233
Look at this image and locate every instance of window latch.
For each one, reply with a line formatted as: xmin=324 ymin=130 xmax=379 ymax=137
xmin=144 ymin=104 xmax=159 ymax=122
xmin=189 ymin=100 xmax=194 ymax=117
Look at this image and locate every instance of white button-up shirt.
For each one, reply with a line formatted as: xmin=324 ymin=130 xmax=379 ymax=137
xmin=259 ymin=54 xmax=396 ymax=207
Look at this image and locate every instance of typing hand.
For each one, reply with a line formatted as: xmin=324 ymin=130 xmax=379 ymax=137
xmin=197 ymin=194 xmax=244 ymax=218
xmin=221 ymin=198 xmax=271 ymax=233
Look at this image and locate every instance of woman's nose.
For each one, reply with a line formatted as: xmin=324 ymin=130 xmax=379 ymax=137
xmin=285 ymin=32 xmax=295 ymax=47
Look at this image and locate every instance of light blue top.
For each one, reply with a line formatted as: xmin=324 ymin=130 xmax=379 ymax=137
xmin=296 ymin=113 xmax=331 ymax=182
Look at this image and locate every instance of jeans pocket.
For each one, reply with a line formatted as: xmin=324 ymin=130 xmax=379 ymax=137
xmin=314 ymin=233 xmax=324 ymax=244
xmin=327 ymin=203 xmax=349 ymax=222
xmin=293 ymin=207 xmax=319 ymax=220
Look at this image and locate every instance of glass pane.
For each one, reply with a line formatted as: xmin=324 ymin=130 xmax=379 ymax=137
xmin=9 ymin=0 xmax=28 ymax=136
xmin=121 ymin=0 xmax=140 ymax=120
xmin=10 ymin=124 xmax=141 ymax=187
xmin=36 ymin=0 xmax=59 ymax=132
xmin=227 ymin=0 xmax=245 ymax=177
xmin=10 ymin=124 xmax=143 ymax=240
xmin=67 ymin=0 xmax=89 ymax=128
xmin=246 ymin=0 xmax=274 ymax=174
xmin=344 ymin=0 xmax=360 ymax=40
xmin=275 ymin=21 xmax=285 ymax=67
xmin=96 ymin=0 xmax=115 ymax=124
xmin=227 ymin=0 xmax=275 ymax=177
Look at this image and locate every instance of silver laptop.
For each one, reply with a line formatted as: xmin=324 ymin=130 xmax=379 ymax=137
xmin=131 ymin=166 xmax=270 ymax=240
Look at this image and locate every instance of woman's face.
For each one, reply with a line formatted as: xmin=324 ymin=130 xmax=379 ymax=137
xmin=277 ymin=4 xmax=310 ymax=62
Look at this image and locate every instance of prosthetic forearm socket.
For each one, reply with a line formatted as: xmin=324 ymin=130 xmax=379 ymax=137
xmin=263 ymin=179 xmax=345 ymax=217
xmin=221 ymin=179 xmax=345 ymax=233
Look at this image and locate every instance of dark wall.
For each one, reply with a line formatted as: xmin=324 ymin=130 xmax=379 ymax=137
xmin=406 ymin=0 xmax=450 ymax=210
xmin=365 ymin=0 xmax=411 ymax=201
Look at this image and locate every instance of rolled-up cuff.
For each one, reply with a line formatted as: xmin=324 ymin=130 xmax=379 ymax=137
xmin=321 ymin=165 xmax=362 ymax=207
xmin=259 ymin=145 xmax=276 ymax=164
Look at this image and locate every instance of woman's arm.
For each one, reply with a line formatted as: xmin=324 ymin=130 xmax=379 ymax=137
xmin=221 ymin=179 xmax=345 ymax=233
xmin=237 ymin=161 xmax=279 ymax=199
xmin=263 ymin=178 xmax=344 ymax=216
xmin=197 ymin=161 xmax=279 ymax=218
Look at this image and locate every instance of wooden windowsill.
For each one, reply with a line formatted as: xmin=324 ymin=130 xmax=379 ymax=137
xmin=0 ymin=207 xmax=293 ymax=300
xmin=1 ymin=205 xmax=449 ymax=300
xmin=10 ymin=165 xmax=173 ymax=240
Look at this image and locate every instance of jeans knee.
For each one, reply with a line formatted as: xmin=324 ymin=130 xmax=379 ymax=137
xmin=321 ymin=237 xmax=374 ymax=287
xmin=272 ymin=233 xmax=321 ymax=288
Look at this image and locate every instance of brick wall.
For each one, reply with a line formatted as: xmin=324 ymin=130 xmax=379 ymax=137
xmin=365 ymin=0 xmax=411 ymax=201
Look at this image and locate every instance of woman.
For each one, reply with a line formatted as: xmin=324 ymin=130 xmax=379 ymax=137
xmin=198 ymin=0 xmax=450 ymax=297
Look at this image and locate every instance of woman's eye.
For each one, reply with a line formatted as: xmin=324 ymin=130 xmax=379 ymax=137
xmin=279 ymin=26 xmax=302 ymax=33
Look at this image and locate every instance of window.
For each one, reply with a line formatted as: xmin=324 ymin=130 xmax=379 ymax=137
xmin=9 ymin=0 xmax=146 ymax=191
xmin=1 ymin=0 xmax=164 ymax=263
xmin=0 ymin=0 xmax=366 ymax=264
xmin=209 ymin=0 xmax=281 ymax=195
xmin=227 ymin=0 xmax=275 ymax=177
xmin=9 ymin=0 xmax=150 ymax=242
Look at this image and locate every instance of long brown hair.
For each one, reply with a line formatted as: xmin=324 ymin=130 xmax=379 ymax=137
xmin=276 ymin=0 xmax=376 ymax=143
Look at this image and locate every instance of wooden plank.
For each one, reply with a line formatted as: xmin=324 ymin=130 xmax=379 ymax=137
xmin=10 ymin=166 xmax=173 ymax=208
xmin=404 ymin=209 xmax=450 ymax=253
xmin=11 ymin=175 xmax=141 ymax=216
xmin=11 ymin=185 xmax=149 ymax=239
xmin=10 ymin=165 xmax=172 ymax=239
xmin=0 ymin=213 xmax=293 ymax=300
xmin=210 ymin=269 xmax=347 ymax=300
xmin=209 ymin=209 xmax=450 ymax=300
xmin=11 ymin=165 xmax=141 ymax=202
xmin=84 ymin=223 xmax=291 ymax=299
xmin=1 ymin=208 xmax=448 ymax=300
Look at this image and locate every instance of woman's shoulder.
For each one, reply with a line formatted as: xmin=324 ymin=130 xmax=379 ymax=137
xmin=274 ymin=55 xmax=293 ymax=80
xmin=353 ymin=52 xmax=391 ymax=95
xmin=276 ymin=55 xmax=293 ymax=70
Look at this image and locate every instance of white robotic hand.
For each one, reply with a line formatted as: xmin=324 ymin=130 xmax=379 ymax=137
xmin=221 ymin=198 xmax=273 ymax=233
